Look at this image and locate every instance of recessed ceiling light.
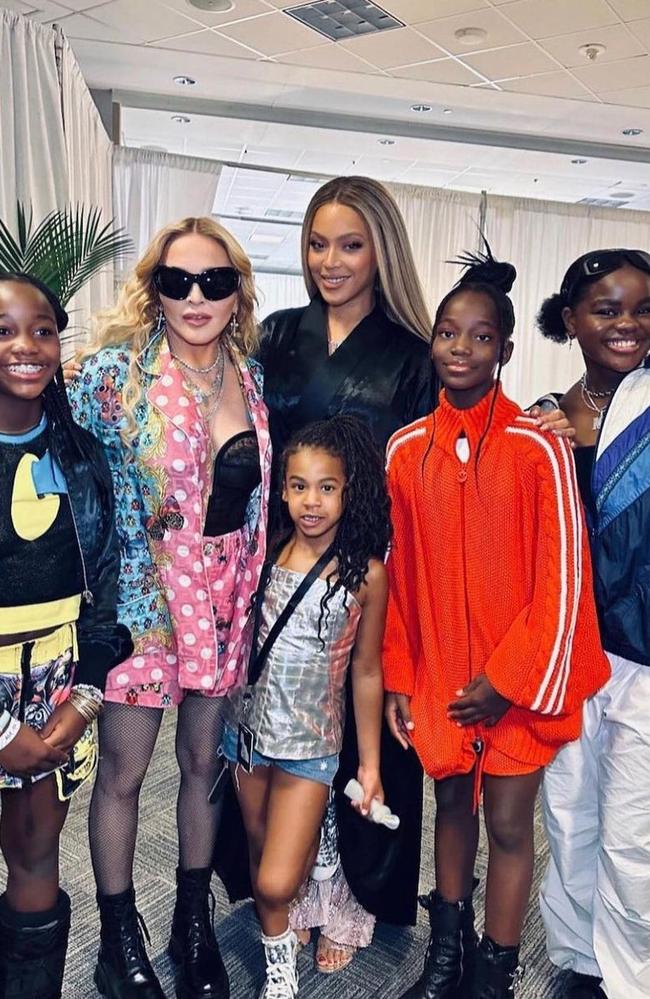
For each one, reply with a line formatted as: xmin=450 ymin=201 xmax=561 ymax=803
xmin=187 ymin=0 xmax=233 ymax=9
xmin=622 ymin=127 xmax=643 ymax=136
xmin=378 ymin=138 xmax=395 ymax=145
xmin=571 ymin=158 xmax=587 ymax=164
xmin=173 ymin=75 xmax=196 ymax=86
xmin=442 ymin=107 xmax=453 ymax=114
xmin=285 ymin=1 xmax=404 ymax=42
xmin=172 ymin=115 xmax=191 ymax=124
xmin=454 ymin=26 xmax=488 ymax=46
xmin=410 ymin=103 xmax=433 ymax=113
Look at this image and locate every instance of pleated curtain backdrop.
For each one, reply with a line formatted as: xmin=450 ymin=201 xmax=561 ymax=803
xmin=112 ymin=146 xmax=223 ymax=278
xmin=254 ymin=272 xmax=309 ymax=319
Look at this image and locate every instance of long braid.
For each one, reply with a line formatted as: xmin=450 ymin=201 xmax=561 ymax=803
xmin=278 ymin=415 xmax=391 ymax=639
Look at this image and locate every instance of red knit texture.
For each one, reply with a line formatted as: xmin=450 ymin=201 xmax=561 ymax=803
xmin=383 ymin=386 xmax=610 ymax=781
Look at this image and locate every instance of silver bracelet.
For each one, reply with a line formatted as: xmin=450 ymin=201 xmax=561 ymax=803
xmin=72 ymin=684 xmax=103 ymax=707
xmin=68 ymin=690 xmax=102 ymax=724
xmin=0 ymin=716 xmax=20 ymax=751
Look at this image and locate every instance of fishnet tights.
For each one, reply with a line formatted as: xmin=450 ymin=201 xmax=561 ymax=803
xmin=89 ymin=696 xmax=225 ymax=895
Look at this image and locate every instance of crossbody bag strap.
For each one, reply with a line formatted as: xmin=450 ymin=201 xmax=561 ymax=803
xmin=246 ymin=542 xmax=336 ymax=687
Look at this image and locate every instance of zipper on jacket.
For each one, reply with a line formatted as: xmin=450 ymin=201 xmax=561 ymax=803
xmin=458 ymin=463 xmax=472 ymax=688
xmin=67 ymin=494 xmax=94 ymax=607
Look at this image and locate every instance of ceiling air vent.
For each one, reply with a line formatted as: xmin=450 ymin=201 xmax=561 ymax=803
xmin=284 ymin=1 xmax=404 ymax=41
xmin=578 ymin=197 xmax=630 ymax=208
xmin=264 ymin=208 xmax=304 ymax=221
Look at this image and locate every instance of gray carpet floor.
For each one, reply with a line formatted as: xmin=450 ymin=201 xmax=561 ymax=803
xmin=2 ymin=714 xmax=567 ymax=997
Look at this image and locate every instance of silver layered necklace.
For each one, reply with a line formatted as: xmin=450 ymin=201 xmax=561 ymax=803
xmin=172 ymin=341 xmax=226 ymax=422
xmin=580 ymin=373 xmax=613 ymax=431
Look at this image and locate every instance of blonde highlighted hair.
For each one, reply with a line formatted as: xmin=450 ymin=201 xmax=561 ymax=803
xmin=301 ymin=176 xmax=431 ymax=342
xmin=81 ymin=216 xmax=259 ymax=441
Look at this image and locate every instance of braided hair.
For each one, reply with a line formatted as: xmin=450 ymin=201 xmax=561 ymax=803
xmin=0 ymin=274 xmax=106 ymax=491
xmin=278 ymin=415 xmax=391 ymax=637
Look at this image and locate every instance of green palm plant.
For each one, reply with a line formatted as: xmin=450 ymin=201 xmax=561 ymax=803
xmin=0 ymin=202 xmax=133 ymax=307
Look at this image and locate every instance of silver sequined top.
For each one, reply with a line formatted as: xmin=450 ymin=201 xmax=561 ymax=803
xmin=228 ymin=565 xmax=362 ymax=759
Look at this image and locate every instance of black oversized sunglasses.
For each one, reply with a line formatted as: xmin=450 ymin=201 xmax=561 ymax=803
xmin=153 ymin=265 xmax=240 ymax=301
xmin=561 ymin=249 xmax=650 ymax=300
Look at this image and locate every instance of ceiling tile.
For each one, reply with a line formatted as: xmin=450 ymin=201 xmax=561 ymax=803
xmin=24 ymin=0 xmax=71 ymax=20
xmin=78 ymin=0 xmax=201 ymax=43
xmin=52 ymin=10 xmax=126 ymax=41
xmin=627 ymin=16 xmax=650 ymax=47
xmin=573 ymin=53 xmax=650 ymax=90
xmin=379 ymin=0 xmax=489 ymax=23
xmin=160 ymin=0 xmax=271 ymax=28
xmin=340 ymin=26 xmax=444 ymax=69
xmin=499 ymin=70 xmax=596 ymax=100
xmin=277 ymin=43 xmax=383 ymax=73
xmin=464 ymin=42 xmax=559 ymax=79
xmin=152 ymin=28 xmax=258 ymax=58
xmin=2 ymin=0 xmax=34 ymax=11
xmin=540 ymin=24 xmax=646 ymax=68
xmin=219 ymin=10 xmax=328 ymax=56
xmin=46 ymin=0 xmax=115 ymax=9
xmin=416 ymin=8 xmax=527 ymax=55
xmin=501 ymin=0 xmax=618 ymax=38
xmin=608 ymin=0 xmax=650 ymax=20
xmin=395 ymin=57 xmax=484 ymax=85
xmin=599 ymin=83 xmax=650 ymax=106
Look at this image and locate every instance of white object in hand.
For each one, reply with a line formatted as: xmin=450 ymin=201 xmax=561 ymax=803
xmin=344 ymin=779 xmax=400 ymax=830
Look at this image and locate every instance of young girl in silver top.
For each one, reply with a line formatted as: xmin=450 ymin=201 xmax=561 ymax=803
xmin=222 ymin=415 xmax=390 ymax=998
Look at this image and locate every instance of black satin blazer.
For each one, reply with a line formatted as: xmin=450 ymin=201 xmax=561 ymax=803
xmin=259 ymin=296 xmax=435 ymax=460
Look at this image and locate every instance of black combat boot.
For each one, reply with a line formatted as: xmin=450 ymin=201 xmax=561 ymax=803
xmin=472 ymin=935 xmax=522 ymax=999
xmin=400 ymin=887 xmax=478 ymax=999
xmin=95 ymin=886 xmax=165 ymax=998
xmin=168 ymin=867 xmax=229 ymax=999
xmin=0 ymin=889 xmax=70 ymax=998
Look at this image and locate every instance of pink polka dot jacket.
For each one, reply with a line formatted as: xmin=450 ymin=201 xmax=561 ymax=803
xmin=68 ymin=327 xmax=271 ymax=699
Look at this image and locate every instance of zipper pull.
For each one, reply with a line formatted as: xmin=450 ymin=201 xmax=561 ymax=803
xmin=83 ymin=589 xmax=95 ymax=607
xmin=458 ymin=467 xmax=468 ymax=483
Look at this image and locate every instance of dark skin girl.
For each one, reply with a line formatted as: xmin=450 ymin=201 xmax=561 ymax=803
xmin=559 ymin=264 xmax=650 ymax=446
xmin=0 ymin=280 xmax=89 ymax=911
xmin=386 ymin=288 xmax=543 ymax=947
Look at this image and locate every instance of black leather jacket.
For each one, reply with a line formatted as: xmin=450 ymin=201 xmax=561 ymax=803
xmin=51 ymin=423 xmax=133 ymax=689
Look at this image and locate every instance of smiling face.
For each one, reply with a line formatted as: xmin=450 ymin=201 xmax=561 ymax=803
xmin=158 ymin=232 xmax=239 ymax=355
xmin=432 ymin=289 xmax=513 ymax=410
xmin=563 ymin=264 xmax=650 ymax=379
xmin=282 ymin=446 xmax=346 ymax=547
xmin=0 ymin=280 xmax=61 ymax=432
xmin=307 ymin=202 xmax=377 ymax=314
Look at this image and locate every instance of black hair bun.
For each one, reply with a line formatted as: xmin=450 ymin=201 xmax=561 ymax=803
xmin=536 ymin=293 xmax=569 ymax=344
xmin=452 ymin=238 xmax=516 ymax=294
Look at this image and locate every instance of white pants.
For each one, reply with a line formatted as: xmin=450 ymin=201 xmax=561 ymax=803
xmin=540 ymin=654 xmax=650 ymax=999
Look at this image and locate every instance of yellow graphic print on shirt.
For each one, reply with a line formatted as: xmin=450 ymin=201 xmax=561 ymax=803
xmin=11 ymin=453 xmax=60 ymax=541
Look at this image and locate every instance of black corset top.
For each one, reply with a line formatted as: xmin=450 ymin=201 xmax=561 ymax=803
xmin=204 ymin=430 xmax=261 ymax=537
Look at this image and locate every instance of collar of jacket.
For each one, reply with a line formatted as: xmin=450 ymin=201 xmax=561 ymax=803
xmin=135 ymin=323 xmax=166 ymax=378
xmin=434 ymin=383 xmax=520 ymax=456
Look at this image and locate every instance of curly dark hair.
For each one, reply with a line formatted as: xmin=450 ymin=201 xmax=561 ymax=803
xmin=277 ymin=415 xmax=391 ymax=636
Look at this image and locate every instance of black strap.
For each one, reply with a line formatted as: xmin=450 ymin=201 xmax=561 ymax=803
xmin=246 ymin=543 xmax=336 ymax=687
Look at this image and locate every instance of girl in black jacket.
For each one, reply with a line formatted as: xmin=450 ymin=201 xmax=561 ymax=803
xmin=0 ymin=274 xmax=132 ymax=998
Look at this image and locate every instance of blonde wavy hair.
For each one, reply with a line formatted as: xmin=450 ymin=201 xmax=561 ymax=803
xmin=301 ymin=176 xmax=431 ymax=342
xmin=81 ymin=216 xmax=259 ymax=441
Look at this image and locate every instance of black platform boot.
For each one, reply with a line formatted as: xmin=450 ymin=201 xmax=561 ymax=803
xmin=400 ymin=888 xmax=478 ymax=999
xmin=168 ymin=867 xmax=229 ymax=999
xmin=95 ymin=886 xmax=165 ymax=998
xmin=472 ymin=935 xmax=522 ymax=999
xmin=563 ymin=971 xmax=607 ymax=998
xmin=0 ymin=889 xmax=70 ymax=998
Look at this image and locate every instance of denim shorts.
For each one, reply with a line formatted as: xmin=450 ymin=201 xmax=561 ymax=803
xmin=221 ymin=725 xmax=338 ymax=787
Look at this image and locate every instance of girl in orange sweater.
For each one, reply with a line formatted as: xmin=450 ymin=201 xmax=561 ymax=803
xmin=384 ymin=248 xmax=609 ymax=999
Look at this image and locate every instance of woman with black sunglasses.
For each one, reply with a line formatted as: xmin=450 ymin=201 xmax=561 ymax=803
xmin=65 ymin=217 xmax=271 ymax=999
xmin=537 ymin=249 xmax=650 ymax=999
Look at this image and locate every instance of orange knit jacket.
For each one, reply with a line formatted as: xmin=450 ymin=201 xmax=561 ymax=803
xmin=383 ymin=387 xmax=610 ymax=781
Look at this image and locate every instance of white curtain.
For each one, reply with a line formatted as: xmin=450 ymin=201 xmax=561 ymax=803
xmin=0 ymin=10 xmax=67 ymax=235
xmin=58 ymin=30 xmax=114 ymax=350
xmin=113 ymin=146 xmax=222 ymax=276
xmin=255 ymin=272 xmax=309 ymax=319
xmin=387 ymin=182 xmax=483 ymax=322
